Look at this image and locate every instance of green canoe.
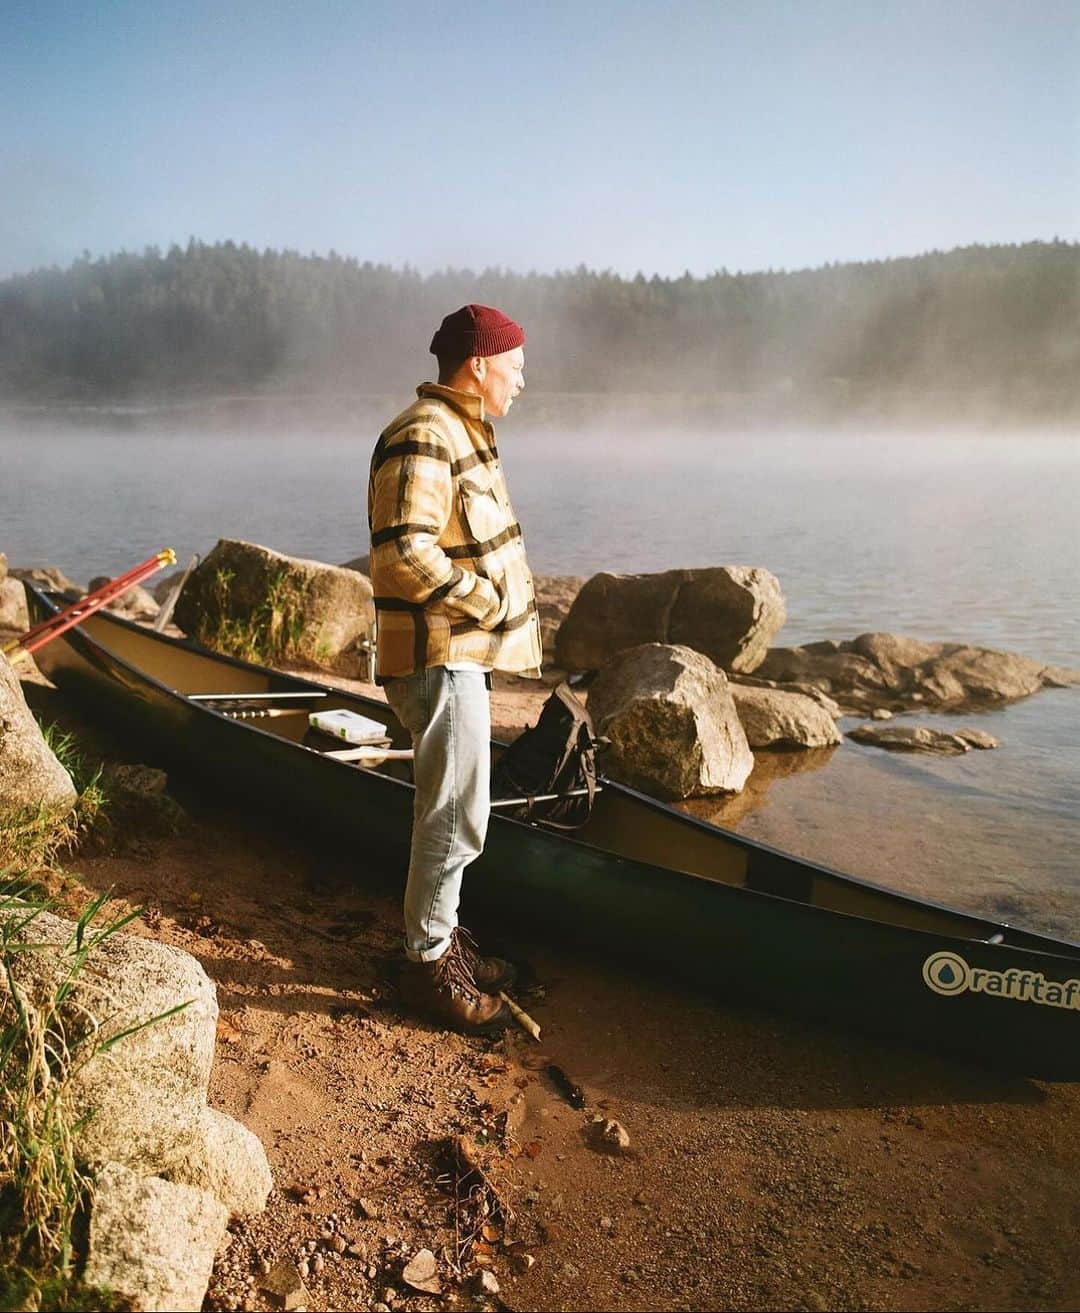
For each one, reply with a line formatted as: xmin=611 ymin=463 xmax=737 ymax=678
xmin=24 ymin=583 xmax=1080 ymax=1081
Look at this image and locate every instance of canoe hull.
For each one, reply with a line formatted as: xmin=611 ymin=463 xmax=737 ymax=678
xmin=24 ymin=585 xmax=1080 ymax=1080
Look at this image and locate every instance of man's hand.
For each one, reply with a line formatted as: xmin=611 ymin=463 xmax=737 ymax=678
xmin=445 ymin=571 xmax=507 ymax=630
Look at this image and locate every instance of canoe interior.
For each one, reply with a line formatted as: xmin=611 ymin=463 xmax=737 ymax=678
xmin=42 ymin=604 xmax=1078 ymax=961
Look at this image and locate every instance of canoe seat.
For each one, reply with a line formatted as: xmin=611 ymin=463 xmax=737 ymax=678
xmin=323 ymin=745 xmax=413 ymax=764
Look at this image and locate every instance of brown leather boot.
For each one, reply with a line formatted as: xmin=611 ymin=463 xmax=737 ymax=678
xmin=451 ymin=926 xmax=518 ymax=995
xmin=401 ymin=939 xmax=510 ymax=1036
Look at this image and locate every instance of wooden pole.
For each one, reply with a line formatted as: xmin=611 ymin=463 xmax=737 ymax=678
xmin=499 ymin=991 xmax=541 ymax=1042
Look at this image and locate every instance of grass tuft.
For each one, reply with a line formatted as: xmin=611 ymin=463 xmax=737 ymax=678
xmin=0 ymin=725 xmax=109 ymax=871
xmin=0 ymin=890 xmax=186 ymax=1311
xmin=191 ymin=566 xmax=312 ymax=665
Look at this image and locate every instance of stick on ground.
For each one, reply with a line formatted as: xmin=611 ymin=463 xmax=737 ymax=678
xmin=500 ymin=991 xmax=541 ymax=1041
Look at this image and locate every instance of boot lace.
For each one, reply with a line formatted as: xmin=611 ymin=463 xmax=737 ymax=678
xmin=433 ymin=931 xmax=482 ymax=1002
xmin=450 ymin=926 xmax=482 ymax=977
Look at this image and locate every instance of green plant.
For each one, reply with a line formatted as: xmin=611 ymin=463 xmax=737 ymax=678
xmin=40 ymin=724 xmax=108 ymax=841
xmin=0 ymin=803 xmax=76 ymax=874
xmin=0 ymin=726 xmax=109 ymax=871
xmin=0 ymin=1265 xmax=129 ymax=1311
xmin=0 ymin=890 xmax=187 ymax=1310
xmin=194 ymin=566 xmax=310 ymax=664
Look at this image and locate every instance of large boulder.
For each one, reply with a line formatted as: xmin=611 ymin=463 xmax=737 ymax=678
xmin=84 ymin=1161 xmax=228 ymax=1313
xmin=557 ymin=570 xmax=673 ymax=667
xmin=0 ymin=904 xmax=218 ymax=1170
xmin=0 ymin=904 xmax=271 ymax=1206
xmin=730 ymin=684 xmax=842 ymax=749
xmin=587 ymin=643 xmax=754 ymax=799
xmin=555 ymin=567 xmax=785 ymax=674
xmin=174 ymin=539 xmax=375 ymax=676
xmin=756 ymin=631 xmax=1080 ymax=714
xmin=0 ymin=655 xmax=77 ymax=822
xmin=668 ymin=567 xmax=787 ymax=673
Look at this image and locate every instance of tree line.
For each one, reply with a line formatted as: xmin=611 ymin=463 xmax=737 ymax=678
xmin=0 ymin=239 xmax=1076 ymax=414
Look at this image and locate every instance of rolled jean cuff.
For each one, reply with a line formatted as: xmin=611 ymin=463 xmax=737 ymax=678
xmin=405 ymin=936 xmax=452 ymax=964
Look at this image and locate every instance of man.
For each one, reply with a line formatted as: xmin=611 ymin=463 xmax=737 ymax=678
xmin=367 ymin=304 xmax=543 ymax=1034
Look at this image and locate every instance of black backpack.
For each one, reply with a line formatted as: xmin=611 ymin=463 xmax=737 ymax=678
xmin=491 ymin=682 xmax=598 ymax=830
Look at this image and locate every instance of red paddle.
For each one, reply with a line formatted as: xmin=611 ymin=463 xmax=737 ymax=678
xmin=3 ymin=549 xmax=177 ymax=660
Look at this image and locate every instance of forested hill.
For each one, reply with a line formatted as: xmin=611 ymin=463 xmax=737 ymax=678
xmin=1 ymin=240 xmax=1077 ymax=415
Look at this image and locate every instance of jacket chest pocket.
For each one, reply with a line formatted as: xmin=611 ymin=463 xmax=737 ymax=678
xmin=459 ymin=474 xmax=511 ymax=544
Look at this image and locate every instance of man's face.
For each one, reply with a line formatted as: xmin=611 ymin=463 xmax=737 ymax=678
xmin=477 ymin=346 xmax=525 ymax=419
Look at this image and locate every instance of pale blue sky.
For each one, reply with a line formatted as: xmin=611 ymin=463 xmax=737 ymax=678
xmin=2 ymin=0 xmax=1077 ymax=278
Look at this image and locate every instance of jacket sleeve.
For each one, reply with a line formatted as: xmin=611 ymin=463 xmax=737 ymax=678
xmin=368 ymin=425 xmax=506 ymax=628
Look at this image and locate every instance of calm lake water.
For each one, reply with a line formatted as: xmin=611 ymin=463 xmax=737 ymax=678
xmin=2 ymin=412 xmax=1078 ymax=934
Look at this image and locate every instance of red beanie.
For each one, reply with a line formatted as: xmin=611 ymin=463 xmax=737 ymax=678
xmin=429 ymin=304 xmax=526 ymax=359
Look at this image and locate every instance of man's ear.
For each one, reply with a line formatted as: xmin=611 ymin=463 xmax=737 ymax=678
xmin=469 ymin=355 xmax=487 ymax=384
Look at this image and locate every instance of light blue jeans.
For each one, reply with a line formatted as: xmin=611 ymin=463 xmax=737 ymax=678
xmin=383 ymin=667 xmax=491 ymax=962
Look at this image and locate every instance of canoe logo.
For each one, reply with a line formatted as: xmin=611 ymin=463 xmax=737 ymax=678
xmin=923 ymin=952 xmax=969 ymax=996
xmin=922 ymin=951 xmax=1080 ymax=1011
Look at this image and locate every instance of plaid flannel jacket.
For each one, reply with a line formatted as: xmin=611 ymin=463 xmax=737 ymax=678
xmin=367 ymin=383 xmax=543 ymax=681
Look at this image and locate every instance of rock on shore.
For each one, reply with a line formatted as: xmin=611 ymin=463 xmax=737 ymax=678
xmin=757 ymin=631 xmax=1080 ymax=714
xmin=2 ymin=905 xmax=218 ymax=1170
xmin=175 ymin=538 xmax=374 ymax=676
xmin=0 ymin=551 xmax=29 ymax=630
xmin=730 ymin=683 xmax=842 ymax=749
xmin=88 ymin=574 xmax=160 ymax=621
xmin=555 ymin=566 xmax=786 ymax=674
xmin=9 ymin=564 xmax=84 ymax=597
xmin=84 ymin=1161 xmax=228 ymax=1313
xmin=848 ymin=723 xmax=1000 ymax=754
xmin=0 ymin=902 xmax=272 ymax=1309
xmin=588 ymin=643 xmax=754 ymax=799
xmin=0 ymin=904 xmax=272 ymax=1213
xmin=0 ymin=653 xmax=76 ymax=822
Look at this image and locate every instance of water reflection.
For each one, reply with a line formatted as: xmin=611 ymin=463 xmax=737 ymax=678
xmin=715 ymin=740 xmax=1080 ymax=942
xmin=676 ymin=744 xmax=838 ymax=828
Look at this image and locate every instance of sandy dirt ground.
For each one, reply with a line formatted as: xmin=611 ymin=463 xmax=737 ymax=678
xmin=13 ymin=661 xmax=1080 ymax=1313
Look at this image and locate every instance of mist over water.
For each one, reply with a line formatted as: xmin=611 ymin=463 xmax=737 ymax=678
xmin=509 ymin=426 xmax=1080 ymax=667
xmin=2 ymin=413 xmax=1078 ymax=933
xmin=4 ymin=419 xmax=1074 ymax=663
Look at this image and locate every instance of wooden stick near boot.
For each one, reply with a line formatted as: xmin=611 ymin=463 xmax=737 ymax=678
xmin=499 ymin=991 xmax=541 ymax=1042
